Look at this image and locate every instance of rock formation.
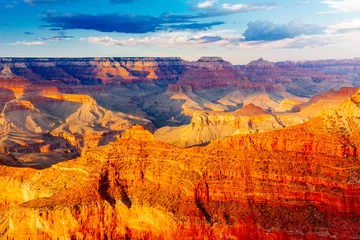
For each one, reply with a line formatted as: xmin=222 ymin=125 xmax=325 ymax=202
xmin=0 ymin=65 xmax=13 ymax=78
xmin=155 ymin=88 xmax=359 ymax=147
xmin=1 ymin=87 xmax=360 ymax=238
xmin=278 ymin=58 xmax=360 ymax=84
xmin=0 ymin=68 xmax=154 ymax=163
xmin=0 ymin=57 xmax=187 ymax=85
xmin=0 ymin=55 xmax=359 ymax=238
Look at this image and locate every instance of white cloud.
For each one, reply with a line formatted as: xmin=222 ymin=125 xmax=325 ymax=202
xmin=327 ymin=18 xmax=360 ymax=33
xmin=80 ymin=34 xmax=244 ymax=50
xmin=197 ymin=0 xmax=216 ymax=9
xmin=222 ymin=3 xmax=248 ymax=11
xmin=238 ymin=31 xmax=359 ymax=50
xmin=320 ymin=0 xmax=360 ymax=13
xmin=10 ymin=41 xmax=45 ymax=46
xmin=191 ymin=2 xmax=278 ymax=16
xmin=221 ymin=3 xmax=277 ymax=12
xmin=80 ymin=36 xmax=123 ymax=46
xmin=80 ymin=36 xmax=190 ymax=47
xmin=80 ymin=17 xmax=360 ymax=51
xmin=80 ymin=33 xmax=342 ymax=50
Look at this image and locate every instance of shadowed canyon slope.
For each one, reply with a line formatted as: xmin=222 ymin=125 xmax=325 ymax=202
xmin=0 ymin=66 xmax=154 ymax=168
xmin=1 ymin=87 xmax=360 ymax=238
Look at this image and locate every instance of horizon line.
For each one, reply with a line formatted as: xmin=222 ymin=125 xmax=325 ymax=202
xmin=0 ymin=56 xmax=360 ymax=65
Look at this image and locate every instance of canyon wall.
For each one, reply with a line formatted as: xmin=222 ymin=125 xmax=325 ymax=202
xmin=1 ymin=105 xmax=360 ymax=239
xmin=0 ymin=57 xmax=187 ymax=85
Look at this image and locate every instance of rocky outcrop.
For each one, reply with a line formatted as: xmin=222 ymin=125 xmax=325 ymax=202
xmin=289 ymin=87 xmax=359 ymax=124
xmin=176 ymin=57 xmax=246 ymax=90
xmin=120 ymin=125 xmax=154 ymax=141
xmin=235 ymin=103 xmax=267 ymax=115
xmin=0 ymin=66 xmax=13 ymax=78
xmin=0 ymin=153 xmax=22 ymax=167
xmin=155 ymin=106 xmax=306 ymax=147
xmin=62 ymin=94 xmax=96 ymax=103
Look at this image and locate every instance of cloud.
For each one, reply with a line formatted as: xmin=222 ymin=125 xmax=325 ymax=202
xmin=40 ymin=1 xmax=276 ymax=34
xmin=327 ymin=18 xmax=360 ymax=33
xmin=222 ymin=3 xmax=251 ymax=11
xmin=320 ymin=0 xmax=360 ymax=13
xmin=41 ymin=12 xmax=225 ymax=33
xmin=188 ymin=35 xmax=243 ymax=44
xmin=278 ymin=36 xmax=336 ymax=49
xmin=80 ymin=36 xmax=189 ymax=47
xmin=41 ymin=13 xmax=165 ymax=33
xmin=49 ymin=27 xmax=63 ymax=31
xmin=11 ymin=41 xmax=45 ymax=46
xmin=37 ymin=31 xmax=73 ymax=40
xmin=189 ymin=35 xmax=223 ymax=43
xmin=80 ymin=36 xmax=124 ymax=46
xmin=80 ymin=34 xmax=342 ymax=50
xmin=243 ymin=19 xmax=325 ymax=41
xmin=110 ymin=0 xmax=134 ymax=4
xmin=78 ymin=19 xmax=329 ymax=49
xmin=194 ymin=2 xmax=278 ymax=17
xmin=79 ymin=17 xmax=360 ymax=51
xmin=168 ymin=21 xmax=224 ymax=31
xmin=196 ymin=1 xmax=216 ymax=9
xmin=239 ymin=31 xmax=356 ymax=50
xmin=80 ymin=33 xmax=243 ymax=48
xmin=24 ymin=31 xmax=35 ymax=35
xmin=237 ymin=19 xmax=360 ymax=50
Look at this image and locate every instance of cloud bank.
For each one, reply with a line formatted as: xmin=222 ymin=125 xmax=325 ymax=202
xmin=40 ymin=12 xmax=225 ymax=33
xmin=320 ymin=0 xmax=360 ymax=13
xmin=243 ymin=19 xmax=325 ymax=41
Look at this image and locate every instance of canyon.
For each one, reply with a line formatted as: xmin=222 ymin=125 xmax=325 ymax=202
xmin=0 ymin=57 xmax=360 ymax=239
xmin=1 ymin=88 xmax=360 ymax=238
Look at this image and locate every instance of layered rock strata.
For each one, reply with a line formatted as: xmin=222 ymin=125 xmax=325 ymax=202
xmin=1 ymin=88 xmax=360 ymax=239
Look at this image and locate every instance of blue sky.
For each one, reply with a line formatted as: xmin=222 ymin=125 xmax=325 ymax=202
xmin=1 ymin=0 xmax=360 ymax=64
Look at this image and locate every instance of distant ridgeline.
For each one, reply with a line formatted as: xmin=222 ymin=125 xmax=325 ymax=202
xmin=0 ymin=57 xmax=359 ymax=86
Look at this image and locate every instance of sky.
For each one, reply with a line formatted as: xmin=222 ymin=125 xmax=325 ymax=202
xmin=0 ymin=0 xmax=360 ymax=64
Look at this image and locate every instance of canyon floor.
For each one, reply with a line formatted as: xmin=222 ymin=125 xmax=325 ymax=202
xmin=0 ymin=57 xmax=360 ymax=239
